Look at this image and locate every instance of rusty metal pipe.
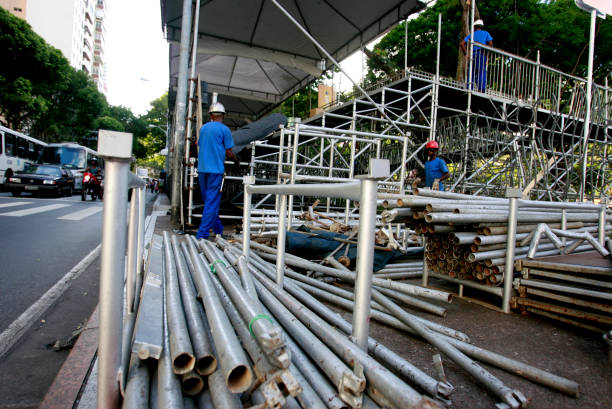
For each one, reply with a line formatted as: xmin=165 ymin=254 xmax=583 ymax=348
xmin=185 ymin=238 xmax=254 ymax=393
xmin=174 ymin=240 xmax=217 ymax=376
xmin=162 ymin=232 xmax=195 ymax=375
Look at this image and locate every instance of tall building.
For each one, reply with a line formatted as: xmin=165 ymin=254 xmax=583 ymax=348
xmin=0 ymin=0 xmax=26 ymax=19
xmin=1 ymin=0 xmax=108 ymax=94
xmin=92 ymin=0 xmax=107 ymax=94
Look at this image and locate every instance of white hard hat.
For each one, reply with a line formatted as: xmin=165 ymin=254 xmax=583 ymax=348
xmin=474 ymin=19 xmax=484 ymax=26
xmin=209 ymin=101 xmax=226 ymax=114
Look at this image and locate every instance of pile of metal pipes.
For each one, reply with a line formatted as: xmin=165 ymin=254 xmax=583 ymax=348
xmin=512 ymin=258 xmax=612 ymax=333
xmin=122 ymin=230 xmax=582 ymax=408
xmin=236 ymin=238 xmax=588 ymax=408
xmin=382 ymin=188 xmax=611 ymax=290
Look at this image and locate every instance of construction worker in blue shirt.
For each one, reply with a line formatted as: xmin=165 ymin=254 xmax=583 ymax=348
xmin=196 ymin=99 xmax=239 ymax=240
xmin=460 ymin=19 xmax=493 ymax=92
xmin=423 ymin=140 xmax=450 ymax=191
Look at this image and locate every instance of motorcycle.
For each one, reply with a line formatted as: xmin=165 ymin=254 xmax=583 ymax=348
xmin=81 ymin=170 xmax=103 ymax=201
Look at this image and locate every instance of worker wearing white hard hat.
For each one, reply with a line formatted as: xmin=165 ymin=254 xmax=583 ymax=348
xmin=195 ymin=96 xmax=239 ymax=240
xmin=460 ymin=18 xmax=493 ymax=92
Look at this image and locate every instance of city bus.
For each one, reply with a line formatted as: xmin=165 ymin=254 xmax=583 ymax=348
xmin=0 ymin=125 xmax=48 ymax=187
xmin=39 ymin=142 xmax=102 ymax=191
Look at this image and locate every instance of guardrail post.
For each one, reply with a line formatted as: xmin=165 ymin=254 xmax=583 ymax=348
xmin=242 ymin=175 xmax=255 ymax=261
xmin=352 ymin=159 xmax=389 ymax=350
xmin=598 ymin=198 xmax=609 ymax=246
xmin=97 ymin=130 xmax=133 ymax=409
xmin=502 ymin=188 xmax=521 ymax=314
xmin=276 ymin=194 xmax=288 ymax=288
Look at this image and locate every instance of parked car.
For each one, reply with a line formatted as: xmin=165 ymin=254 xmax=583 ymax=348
xmin=7 ymin=164 xmax=74 ymax=197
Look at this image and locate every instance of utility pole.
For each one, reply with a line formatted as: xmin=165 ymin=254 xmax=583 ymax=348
xmin=170 ymin=0 xmax=193 ymax=227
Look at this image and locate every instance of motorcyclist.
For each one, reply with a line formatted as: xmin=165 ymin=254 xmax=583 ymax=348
xmin=85 ymin=159 xmax=103 ymax=197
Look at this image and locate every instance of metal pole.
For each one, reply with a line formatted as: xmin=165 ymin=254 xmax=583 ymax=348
xmin=404 ymin=17 xmax=408 ymax=73
xmin=503 ymin=188 xmax=521 ymax=313
xmin=351 ymin=178 xmax=378 ymax=350
xmin=598 ymin=198 xmax=608 ymax=246
xmin=97 ymin=130 xmax=132 ymax=409
xmin=287 ymin=120 xmax=300 ymax=229
xmin=125 ymin=189 xmax=139 ymax=313
xmin=580 ymin=9 xmax=596 ymax=202
xmin=243 ymin=176 xmax=255 ymax=260
xmin=276 ymin=194 xmax=288 ymax=288
xmin=170 ymin=0 xmax=194 ymax=226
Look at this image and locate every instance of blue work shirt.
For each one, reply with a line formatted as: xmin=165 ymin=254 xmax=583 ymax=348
xmin=424 ymin=157 xmax=449 ymax=191
xmin=198 ymin=121 xmax=234 ymax=174
xmin=464 ymin=30 xmax=493 ymax=51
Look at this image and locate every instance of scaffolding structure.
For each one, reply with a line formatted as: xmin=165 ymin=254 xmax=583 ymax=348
xmin=225 ymin=40 xmax=611 ymax=217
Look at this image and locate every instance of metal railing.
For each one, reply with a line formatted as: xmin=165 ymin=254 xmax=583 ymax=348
xmin=96 ymin=130 xmax=148 ymax=409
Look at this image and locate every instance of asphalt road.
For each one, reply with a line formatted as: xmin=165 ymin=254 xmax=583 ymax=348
xmin=0 ymin=192 xmax=103 ymax=332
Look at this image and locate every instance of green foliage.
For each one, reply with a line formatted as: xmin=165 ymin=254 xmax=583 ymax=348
xmin=97 ymin=116 xmax=125 ymax=131
xmin=136 ymin=93 xmax=169 ymax=172
xmin=277 ymin=84 xmax=318 ymax=120
xmin=366 ymin=0 xmax=612 ymax=83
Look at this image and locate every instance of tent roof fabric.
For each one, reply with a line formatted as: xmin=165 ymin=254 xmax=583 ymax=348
xmin=162 ymin=0 xmax=424 ymax=127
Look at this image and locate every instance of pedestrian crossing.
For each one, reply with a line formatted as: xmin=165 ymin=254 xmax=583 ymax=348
xmin=0 ymin=200 xmax=103 ymax=220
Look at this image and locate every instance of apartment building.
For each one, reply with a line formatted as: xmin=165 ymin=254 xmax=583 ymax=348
xmin=0 ymin=0 xmax=108 ymax=94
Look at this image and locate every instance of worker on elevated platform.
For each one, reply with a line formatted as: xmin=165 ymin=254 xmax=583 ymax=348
xmin=460 ymin=19 xmax=493 ymax=92
xmin=424 ymin=141 xmax=450 ymax=191
xmin=196 ymin=99 xmax=239 ymax=241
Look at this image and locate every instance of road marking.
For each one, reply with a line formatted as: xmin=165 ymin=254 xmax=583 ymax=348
xmin=0 ymin=203 xmax=70 ymax=217
xmin=0 ymin=201 xmax=31 ymax=209
xmin=0 ymin=244 xmax=101 ymax=359
xmin=58 ymin=206 xmax=103 ymax=220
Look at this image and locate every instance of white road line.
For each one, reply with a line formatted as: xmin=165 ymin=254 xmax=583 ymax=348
xmin=58 ymin=206 xmax=103 ymax=220
xmin=0 ymin=244 xmax=101 ymax=359
xmin=0 ymin=203 xmax=70 ymax=217
xmin=0 ymin=201 xmax=31 ymax=209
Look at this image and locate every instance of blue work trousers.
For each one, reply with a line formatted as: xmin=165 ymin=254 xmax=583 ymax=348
xmin=470 ymin=50 xmax=487 ymax=92
xmin=197 ymin=172 xmax=224 ymax=239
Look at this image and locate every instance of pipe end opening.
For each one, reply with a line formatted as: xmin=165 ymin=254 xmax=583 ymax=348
xmin=197 ymin=355 xmax=217 ymax=376
xmin=227 ymin=364 xmax=253 ymax=393
xmin=173 ymin=353 xmax=196 ymax=375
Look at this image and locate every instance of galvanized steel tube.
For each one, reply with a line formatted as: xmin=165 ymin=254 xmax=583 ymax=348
xmin=251 ymin=277 xmax=366 ymax=408
xmin=208 ymin=368 xmax=244 ymax=409
xmin=157 ymin=269 xmax=183 ymax=409
xmin=285 ymin=280 xmax=453 ymax=400
xmin=174 ymin=240 xmax=217 ymax=376
xmin=370 ymin=289 xmax=527 ymax=409
xmin=125 ymin=190 xmax=139 ymax=313
xmin=252 ymin=269 xmax=443 ymax=409
xmin=122 ymin=354 xmax=150 ymax=409
xmin=200 ymin=240 xmax=289 ymax=369
xmin=98 ymin=159 xmax=129 ymax=409
xmin=162 ymin=232 xmax=195 ymax=375
xmin=276 ymin=194 xmax=288 ymax=287
xmin=352 ymin=178 xmax=378 ymax=350
xmin=185 ymin=238 xmax=254 ymax=393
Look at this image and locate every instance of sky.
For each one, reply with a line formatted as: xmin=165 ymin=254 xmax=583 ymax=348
xmin=105 ymin=0 xmax=169 ymax=116
xmin=102 ymin=1 xmax=411 ymax=115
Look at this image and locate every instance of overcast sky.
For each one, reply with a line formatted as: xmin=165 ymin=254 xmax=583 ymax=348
xmin=105 ymin=0 xmax=169 ymax=116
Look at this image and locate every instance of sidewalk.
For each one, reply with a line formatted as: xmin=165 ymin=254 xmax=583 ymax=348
xmin=37 ymin=194 xmax=171 ymax=409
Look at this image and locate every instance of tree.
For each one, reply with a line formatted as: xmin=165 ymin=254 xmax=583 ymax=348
xmin=277 ymin=84 xmax=318 ymax=120
xmin=97 ymin=116 xmax=125 ymax=131
xmin=140 ymin=92 xmax=169 ymax=157
xmin=366 ymin=0 xmax=611 ymax=84
xmin=136 ymin=92 xmax=169 ymax=173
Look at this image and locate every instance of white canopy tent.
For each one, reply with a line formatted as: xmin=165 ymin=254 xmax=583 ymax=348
xmin=162 ymin=0 xmax=425 ymax=127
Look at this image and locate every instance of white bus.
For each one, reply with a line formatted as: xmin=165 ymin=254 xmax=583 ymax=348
xmin=0 ymin=125 xmax=48 ymax=186
xmin=39 ymin=142 xmax=102 ymax=191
